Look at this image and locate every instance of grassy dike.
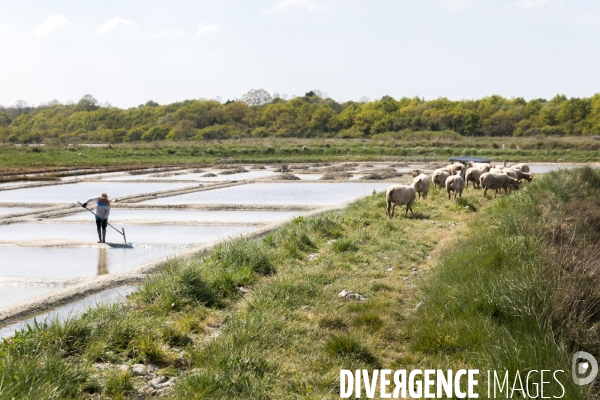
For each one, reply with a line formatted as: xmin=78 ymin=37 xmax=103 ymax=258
xmin=1 ymin=170 xmax=599 ymax=399
xmin=410 ymin=168 xmax=600 ymax=399
xmin=2 ymin=135 xmax=600 ymax=173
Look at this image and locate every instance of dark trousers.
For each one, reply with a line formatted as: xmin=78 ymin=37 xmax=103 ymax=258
xmin=96 ymin=219 xmax=108 ymax=229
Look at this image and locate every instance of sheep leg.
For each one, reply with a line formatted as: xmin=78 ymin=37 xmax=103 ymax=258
xmin=483 ymin=187 xmax=487 ymax=197
xmin=386 ymin=200 xmax=392 ymax=218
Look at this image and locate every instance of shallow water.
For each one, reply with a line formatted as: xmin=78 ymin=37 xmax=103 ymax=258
xmin=142 ymin=182 xmax=391 ymax=206
xmin=0 ymin=181 xmax=35 ymax=188
xmin=0 ymin=223 xmax=255 ymax=245
xmin=0 ymin=182 xmax=194 ymax=203
xmin=59 ymin=209 xmax=302 ymax=223
xmin=0 ymin=207 xmax=33 ymax=216
xmin=519 ymin=163 xmax=582 ymax=174
xmin=61 ymin=171 xmax=126 ymax=181
xmin=0 ymin=246 xmax=180 ymax=279
xmin=0 ymin=286 xmax=58 ymax=309
xmin=0 ymin=286 xmax=137 ymax=339
xmin=109 ymin=169 xmax=278 ymax=182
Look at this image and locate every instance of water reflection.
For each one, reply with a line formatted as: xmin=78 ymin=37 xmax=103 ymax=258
xmin=97 ymin=248 xmax=108 ymax=275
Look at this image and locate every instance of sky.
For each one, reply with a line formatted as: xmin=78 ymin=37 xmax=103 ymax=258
xmin=0 ymin=0 xmax=599 ymax=108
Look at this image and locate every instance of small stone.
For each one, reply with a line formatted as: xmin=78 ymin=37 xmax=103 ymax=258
xmin=149 ymin=376 xmax=168 ymax=388
xmin=301 ymin=305 xmax=311 ymax=311
xmin=338 ymin=289 xmax=368 ymax=301
xmin=384 ymin=266 xmax=393 ymax=272
xmin=308 ymin=253 xmax=319 ymax=261
xmin=238 ymin=286 xmax=250 ymax=294
xmin=327 ymin=239 xmax=337 ymax=245
xmin=131 ymin=364 xmax=147 ymax=376
xmin=414 ymin=302 xmax=423 ymax=310
xmin=147 ymin=364 xmax=160 ymax=372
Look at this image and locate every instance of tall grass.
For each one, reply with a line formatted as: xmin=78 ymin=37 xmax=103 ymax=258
xmin=411 ymin=167 xmax=600 ymax=398
xmin=4 ymin=171 xmax=599 ymax=397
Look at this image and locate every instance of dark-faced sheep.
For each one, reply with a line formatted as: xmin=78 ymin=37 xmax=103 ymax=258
xmin=411 ymin=173 xmax=430 ymax=199
xmin=445 ymin=175 xmax=464 ymax=199
xmin=479 ymin=172 xmax=521 ymax=198
xmin=386 ymin=185 xmax=416 ymax=218
xmin=509 ymin=168 xmax=533 ymax=182
xmin=511 ymin=163 xmax=530 ymax=173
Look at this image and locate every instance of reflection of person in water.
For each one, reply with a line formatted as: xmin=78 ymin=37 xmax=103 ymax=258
xmin=97 ymin=247 xmax=108 ymax=275
xmin=81 ymin=192 xmax=111 ymax=243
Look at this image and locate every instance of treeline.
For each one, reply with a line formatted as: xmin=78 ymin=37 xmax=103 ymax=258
xmin=1 ymin=90 xmax=600 ymax=144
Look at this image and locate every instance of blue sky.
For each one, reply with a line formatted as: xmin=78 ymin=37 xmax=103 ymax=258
xmin=0 ymin=0 xmax=598 ymax=108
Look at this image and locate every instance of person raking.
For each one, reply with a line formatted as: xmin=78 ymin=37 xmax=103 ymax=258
xmin=81 ymin=192 xmax=111 ymax=243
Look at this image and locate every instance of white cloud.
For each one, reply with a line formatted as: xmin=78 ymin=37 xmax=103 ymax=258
xmin=148 ymin=30 xmax=184 ymax=38
xmin=439 ymin=0 xmax=477 ymax=11
xmin=172 ymin=48 xmax=217 ymax=58
xmin=262 ymin=0 xmax=326 ymax=14
xmin=34 ymin=14 xmax=72 ymax=37
xmin=97 ymin=16 xmax=139 ymax=36
xmin=195 ymin=24 xmax=218 ymax=37
xmin=509 ymin=0 xmax=552 ymax=9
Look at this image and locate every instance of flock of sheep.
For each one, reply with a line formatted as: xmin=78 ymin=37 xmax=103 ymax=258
xmin=385 ymin=162 xmax=533 ymax=218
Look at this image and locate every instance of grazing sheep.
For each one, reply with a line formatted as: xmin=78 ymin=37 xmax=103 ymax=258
xmin=432 ymin=169 xmax=451 ymax=189
xmin=479 ymin=172 xmax=521 ymax=198
xmin=411 ymin=173 xmax=430 ymax=199
xmin=465 ymin=167 xmax=483 ymax=189
xmin=386 ymin=185 xmax=416 ymax=218
xmin=501 ymin=168 xmax=520 ymax=180
xmin=511 ymin=163 xmax=530 ymax=173
xmin=412 ymin=169 xmax=423 ymax=177
xmin=442 ymin=163 xmax=465 ymax=177
xmin=445 ymin=175 xmax=465 ymax=199
xmin=466 ymin=162 xmax=492 ymax=172
xmin=509 ymin=168 xmax=533 ymax=182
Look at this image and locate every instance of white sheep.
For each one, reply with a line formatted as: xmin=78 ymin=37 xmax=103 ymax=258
xmin=445 ymin=175 xmax=465 ymax=199
xmin=465 ymin=167 xmax=483 ymax=189
xmin=479 ymin=172 xmax=521 ymax=198
xmin=442 ymin=163 xmax=465 ymax=177
xmin=466 ymin=162 xmax=492 ymax=172
xmin=508 ymin=168 xmax=533 ymax=182
xmin=411 ymin=173 xmax=430 ymax=199
xmin=386 ymin=185 xmax=416 ymax=218
xmin=432 ymin=168 xmax=451 ymax=189
xmin=511 ymin=163 xmax=530 ymax=173
xmin=501 ymin=168 xmax=520 ymax=180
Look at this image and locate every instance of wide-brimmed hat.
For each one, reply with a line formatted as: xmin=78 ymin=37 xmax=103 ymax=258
xmin=100 ymin=193 xmax=109 ymax=199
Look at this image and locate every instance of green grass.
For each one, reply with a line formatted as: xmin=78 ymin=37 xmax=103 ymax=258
xmin=1 ymin=135 xmax=600 ymax=174
xmin=1 ymin=169 xmax=599 ymax=398
xmin=410 ymin=168 xmax=600 ymax=399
